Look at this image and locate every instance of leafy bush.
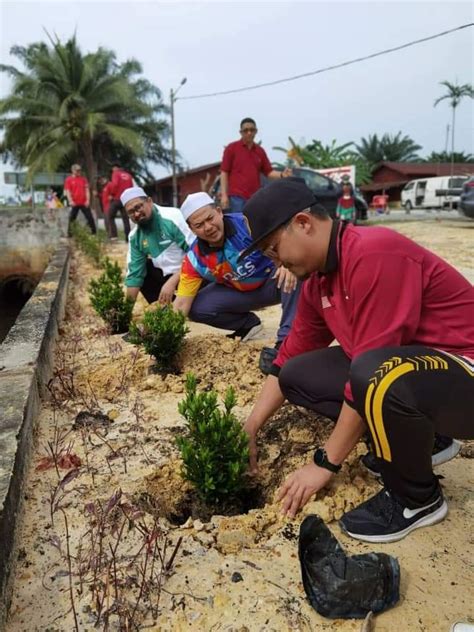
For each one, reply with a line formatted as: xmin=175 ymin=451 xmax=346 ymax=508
xmin=176 ymin=374 xmax=249 ymax=504
xmin=88 ymin=257 xmax=134 ymax=334
xmin=129 ymin=304 xmax=188 ymax=372
xmin=71 ymin=222 xmax=104 ymax=266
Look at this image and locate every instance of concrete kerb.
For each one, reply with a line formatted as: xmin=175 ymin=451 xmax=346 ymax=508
xmin=0 ymin=242 xmax=70 ymax=629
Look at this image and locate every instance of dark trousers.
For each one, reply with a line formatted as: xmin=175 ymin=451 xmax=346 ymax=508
xmin=279 ymin=345 xmax=474 ymax=506
xmin=140 ymin=260 xmax=172 ymax=304
xmin=68 ymin=205 xmax=96 ymax=235
xmin=109 ymin=199 xmax=131 ymax=241
xmin=189 ymin=275 xmax=300 ymax=343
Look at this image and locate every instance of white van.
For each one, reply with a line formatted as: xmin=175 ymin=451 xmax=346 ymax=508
xmin=401 ymin=176 xmax=470 ymax=211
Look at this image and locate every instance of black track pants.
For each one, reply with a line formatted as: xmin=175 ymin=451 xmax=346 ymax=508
xmin=350 ymin=346 xmax=473 ymax=505
xmin=279 ymin=345 xmax=474 ymax=506
xmin=68 ymin=205 xmax=96 ymax=235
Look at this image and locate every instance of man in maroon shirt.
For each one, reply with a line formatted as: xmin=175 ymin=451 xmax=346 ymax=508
xmin=220 ymin=117 xmax=291 ymax=214
xmin=108 ymin=164 xmax=134 ymax=241
xmin=64 ymin=164 xmax=96 ymax=235
xmin=240 ymin=177 xmax=474 ymax=543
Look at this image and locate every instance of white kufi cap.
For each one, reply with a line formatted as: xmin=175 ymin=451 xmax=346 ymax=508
xmin=180 ymin=192 xmax=214 ymax=221
xmin=120 ymin=186 xmax=147 ymax=206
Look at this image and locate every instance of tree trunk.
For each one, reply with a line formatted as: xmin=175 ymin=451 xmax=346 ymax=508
xmin=81 ymin=135 xmax=100 ymax=214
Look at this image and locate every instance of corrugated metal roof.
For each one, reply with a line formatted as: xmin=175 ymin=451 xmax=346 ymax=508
xmin=373 ymin=162 xmax=474 ymax=177
xmin=154 ymin=161 xmax=220 ymax=185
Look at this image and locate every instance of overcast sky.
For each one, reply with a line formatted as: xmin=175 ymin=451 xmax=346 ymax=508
xmin=0 ymin=0 xmax=473 ymax=189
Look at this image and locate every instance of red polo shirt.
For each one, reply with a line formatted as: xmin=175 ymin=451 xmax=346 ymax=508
xmin=64 ymin=175 xmax=89 ymax=206
xmin=221 ymin=140 xmax=273 ymax=199
xmin=109 ymin=169 xmax=133 ymax=201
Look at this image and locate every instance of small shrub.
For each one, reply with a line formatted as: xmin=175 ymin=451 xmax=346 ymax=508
xmin=176 ymin=373 xmax=249 ymax=504
xmin=71 ymin=222 xmax=104 ymax=266
xmin=88 ymin=257 xmax=134 ymax=334
xmin=129 ymin=304 xmax=188 ymax=372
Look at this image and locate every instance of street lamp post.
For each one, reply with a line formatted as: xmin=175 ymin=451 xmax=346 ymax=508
xmin=170 ymin=77 xmax=187 ymax=207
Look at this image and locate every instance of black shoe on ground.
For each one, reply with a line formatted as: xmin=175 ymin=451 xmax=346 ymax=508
xmin=258 ymin=340 xmax=282 ymax=375
xmin=339 ymin=488 xmax=448 ymax=543
xmin=361 ymin=434 xmax=462 ymax=478
xmin=226 ymin=322 xmax=263 ymax=342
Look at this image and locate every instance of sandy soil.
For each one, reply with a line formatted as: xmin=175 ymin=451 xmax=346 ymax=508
xmin=5 ymin=219 xmax=474 ymax=632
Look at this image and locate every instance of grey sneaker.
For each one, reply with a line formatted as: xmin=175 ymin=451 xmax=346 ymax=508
xmin=361 ymin=435 xmax=462 ymax=477
xmin=226 ymin=322 xmax=263 ymax=342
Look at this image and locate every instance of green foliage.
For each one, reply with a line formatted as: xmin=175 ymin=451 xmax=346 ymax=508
xmin=355 ymin=132 xmax=422 ymax=164
xmin=88 ymin=257 xmax=134 ymax=334
xmin=273 ymin=136 xmax=372 ymax=185
xmin=176 ymin=374 xmax=249 ymax=504
xmin=424 ymin=150 xmax=474 ymax=163
xmin=70 ymin=221 xmax=104 ymax=266
xmin=129 ymin=305 xmax=188 ymax=372
xmin=0 ymin=35 xmax=173 ymax=184
xmin=434 ymin=80 xmax=473 ymax=110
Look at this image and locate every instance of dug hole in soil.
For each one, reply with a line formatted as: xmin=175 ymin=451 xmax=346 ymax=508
xmin=5 ymin=220 xmax=474 ymax=632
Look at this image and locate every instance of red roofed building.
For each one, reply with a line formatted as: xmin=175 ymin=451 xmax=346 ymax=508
xmin=361 ymin=162 xmax=474 ymax=203
xmin=147 ymin=162 xmax=221 ymax=206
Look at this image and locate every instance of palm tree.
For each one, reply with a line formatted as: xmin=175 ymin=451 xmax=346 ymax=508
xmin=356 ymin=132 xmax=422 ymax=164
xmin=0 ymin=35 xmax=171 ymax=184
xmin=434 ymin=81 xmax=474 ymax=169
xmin=424 ymin=150 xmax=474 ymax=163
xmin=273 ymin=137 xmax=372 ymax=185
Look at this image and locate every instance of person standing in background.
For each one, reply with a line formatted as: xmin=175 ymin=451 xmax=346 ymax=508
xmin=96 ymin=176 xmax=113 ymax=238
xmin=220 ymin=117 xmax=291 ymax=214
xmin=108 ymin=164 xmax=134 ymax=241
xmin=64 ymin=164 xmax=96 ymax=235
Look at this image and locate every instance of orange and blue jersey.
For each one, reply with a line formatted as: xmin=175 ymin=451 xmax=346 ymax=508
xmin=176 ymin=213 xmax=275 ymax=298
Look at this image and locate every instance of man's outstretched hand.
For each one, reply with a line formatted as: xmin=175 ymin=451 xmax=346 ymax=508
xmin=277 ymin=463 xmax=333 ymax=518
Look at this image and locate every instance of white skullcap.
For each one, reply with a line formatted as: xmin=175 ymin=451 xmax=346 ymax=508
xmin=180 ymin=192 xmax=214 ymax=221
xmin=120 ymin=186 xmax=147 ymax=206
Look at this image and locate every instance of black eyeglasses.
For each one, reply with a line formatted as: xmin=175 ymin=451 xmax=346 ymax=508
xmin=126 ymin=201 xmax=147 ymax=217
xmin=240 ymin=127 xmax=257 ymax=133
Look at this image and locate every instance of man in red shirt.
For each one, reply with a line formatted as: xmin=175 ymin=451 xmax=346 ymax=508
xmin=108 ymin=164 xmax=134 ymax=241
xmin=220 ymin=117 xmax=291 ymax=214
xmin=64 ymin=164 xmax=96 ymax=235
xmin=241 ymin=177 xmax=474 ymax=543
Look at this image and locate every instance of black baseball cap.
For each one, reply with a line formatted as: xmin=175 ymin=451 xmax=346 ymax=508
xmin=240 ymin=177 xmax=317 ymax=260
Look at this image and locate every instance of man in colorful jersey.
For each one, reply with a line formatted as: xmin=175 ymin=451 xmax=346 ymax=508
xmin=64 ymin=164 xmax=96 ymax=235
xmin=109 ymin=164 xmax=134 ymax=242
xmin=173 ymin=192 xmax=299 ymax=348
xmin=121 ymin=187 xmax=194 ymax=304
xmin=241 ymin=177 xmax=474 ymax=543
xmin=220 ymin=117 xmax=291 ymax=214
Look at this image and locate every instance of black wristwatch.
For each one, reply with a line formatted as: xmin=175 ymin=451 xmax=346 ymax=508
xmin=313 ymin=448 xmax=341 ymax=473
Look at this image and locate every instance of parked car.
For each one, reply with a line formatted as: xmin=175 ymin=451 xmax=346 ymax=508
xmin=210 ymin=167 xmax=368 ymax=220
xmin=459 ymin=177 xmax=474 ymax=219
xmin=401 ymin=176 xmax=470 ymax=211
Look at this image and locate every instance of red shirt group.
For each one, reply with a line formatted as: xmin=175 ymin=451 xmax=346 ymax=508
xmin=221 ymin=140 xmax=273 ymax=200
xmin=64 ymin=175 xmax=89 ymax=206
xmin=109 ymin=169 xmax=133 ymax=201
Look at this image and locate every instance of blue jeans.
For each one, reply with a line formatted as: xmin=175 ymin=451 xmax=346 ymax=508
xmin=229 ymin=195 xmax=247 ymax=214
xmin=189 ymin=276 xmax=300 ymax=343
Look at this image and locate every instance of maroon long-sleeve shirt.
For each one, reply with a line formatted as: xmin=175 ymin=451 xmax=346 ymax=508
xmin=274 ymin=223 xmax=474 ymax=402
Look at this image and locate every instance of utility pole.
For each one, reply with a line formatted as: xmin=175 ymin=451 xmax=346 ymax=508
xmin=170 ymin=77 xmax=187 ymax=207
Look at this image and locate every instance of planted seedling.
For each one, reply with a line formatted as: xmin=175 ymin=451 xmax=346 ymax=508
xmin=129 ymin=304 xmax=188 ymax=373
xmin=89 ymin=257 xmax=134 ymax=334
xmin=176 ymin=373 xmax=250 ymax=505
